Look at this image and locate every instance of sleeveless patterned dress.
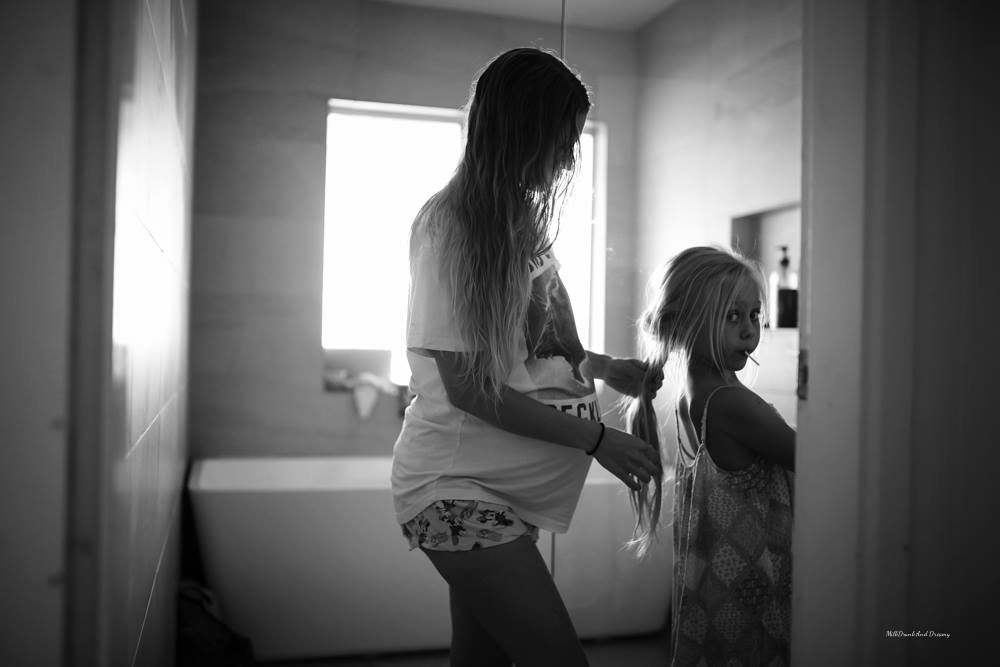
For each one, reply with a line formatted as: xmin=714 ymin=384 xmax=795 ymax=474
xmin=671 ymin=386 xmax=794 ymax=666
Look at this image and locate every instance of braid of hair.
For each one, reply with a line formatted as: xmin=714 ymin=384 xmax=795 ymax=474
xmin=623 ymin=350 xmax=666 ymax=557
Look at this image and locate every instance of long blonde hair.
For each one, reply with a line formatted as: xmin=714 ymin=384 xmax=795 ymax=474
xmin=418 ymin=47 xmax=591 ymax=402
xmin=623 ymin=246 xmax=766 ymax=554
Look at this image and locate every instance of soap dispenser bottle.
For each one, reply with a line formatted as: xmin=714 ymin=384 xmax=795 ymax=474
xmin=775 ymin=245 xmax=799 ymax=328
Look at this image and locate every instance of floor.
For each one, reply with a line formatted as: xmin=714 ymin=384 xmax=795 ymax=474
xmin=257 ymin=626 xmax=673 ymax=667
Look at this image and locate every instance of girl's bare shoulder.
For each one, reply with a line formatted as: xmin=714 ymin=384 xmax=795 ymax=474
xmin=687 ymin=378 xmax=731 ymax=436
xmin=709 ymin=384 xmax=774 ymax=417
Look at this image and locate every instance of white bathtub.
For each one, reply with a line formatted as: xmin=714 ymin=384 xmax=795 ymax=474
xmin=188 ymin=456 xmax=671 ymax=661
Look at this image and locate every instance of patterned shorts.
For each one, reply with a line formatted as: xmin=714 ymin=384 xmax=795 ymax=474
xmin=401 ymin=499 xmax=539 ymax=552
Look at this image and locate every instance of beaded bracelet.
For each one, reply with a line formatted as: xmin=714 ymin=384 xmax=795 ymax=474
xmin=586 ymin=422 xmax=606 ymax=456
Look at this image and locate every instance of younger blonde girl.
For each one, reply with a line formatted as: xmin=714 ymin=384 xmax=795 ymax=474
xmin=626 ymin=246 xmax=795 ymax=666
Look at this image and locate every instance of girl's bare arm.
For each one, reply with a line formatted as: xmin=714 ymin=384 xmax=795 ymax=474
xmin=432 ymin=351 xmax=660 ymax=489
xmin=586 ymin=351 xmax=663 ymax=398
xmin=712 ymin=387 xmax=796 ymax=471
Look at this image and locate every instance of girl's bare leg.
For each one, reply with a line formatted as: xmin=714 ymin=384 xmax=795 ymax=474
xmin=447 ymin=587 xmax=510 ymax=666
xmin=423 ymin=535 xmax=588 ymax=667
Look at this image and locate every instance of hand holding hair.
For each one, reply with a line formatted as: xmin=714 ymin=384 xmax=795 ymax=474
xmin=590 ymin=424 xmax=661 ymax=491
xmin=597 ymin=357 xmax=663 ymax=398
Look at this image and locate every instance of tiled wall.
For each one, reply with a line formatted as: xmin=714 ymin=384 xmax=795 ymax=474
xmin=635 ymin=0 xmax=803 ymax=278
xmin=106 ymin=0 xmax=197 ymax=664
xmin=0 ymin=0 xmax=196 ymax=663
xmin=190 ymin=0 xmax=640 ymax=458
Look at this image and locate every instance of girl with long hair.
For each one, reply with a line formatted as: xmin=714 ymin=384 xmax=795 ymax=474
xmin=390 ymin=47 xmax=662 ymax=666
xmin=624 ymin=246 xmax=795 ymax=666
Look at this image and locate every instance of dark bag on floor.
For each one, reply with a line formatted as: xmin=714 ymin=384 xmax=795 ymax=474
xmin=176 ymin=580 xmax=254 ymax=667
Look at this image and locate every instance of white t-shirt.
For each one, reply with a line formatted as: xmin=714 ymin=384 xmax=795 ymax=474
xmin=390 ymin=225 xmax=598 ymax=533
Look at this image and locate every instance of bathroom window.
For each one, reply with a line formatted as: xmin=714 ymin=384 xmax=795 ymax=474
xmin=322 ymin=99 xmax=605 ymax=385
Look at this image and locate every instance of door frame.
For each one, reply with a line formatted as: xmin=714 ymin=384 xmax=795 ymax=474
xmin=794 ymin=0 xmax=916 ymax=664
